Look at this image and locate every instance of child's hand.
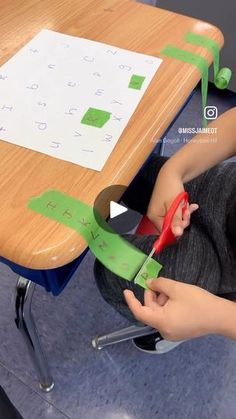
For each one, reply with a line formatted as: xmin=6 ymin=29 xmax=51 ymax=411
xmin=124 ymin=278 xmax=225 ymax=341
xmin=147 ymin=166 xmax=198 ymax=236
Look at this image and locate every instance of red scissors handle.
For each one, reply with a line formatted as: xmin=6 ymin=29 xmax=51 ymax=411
xmin=153 ymin=191 xmax=189 ymax=254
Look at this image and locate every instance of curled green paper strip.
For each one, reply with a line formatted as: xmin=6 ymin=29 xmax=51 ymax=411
xmin=215 ymin=67 xmax=232 ymax=90
xmin=185 ymin=32 xmax=232 ymax=90
xmin=27 ymin=190 xmax=162 ymax=289
xmin=161 ymin=45 xmax=209 ymax=127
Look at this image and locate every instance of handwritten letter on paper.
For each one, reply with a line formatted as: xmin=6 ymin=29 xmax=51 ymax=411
xmin=0 ymin=30 xmax=162 ymax=171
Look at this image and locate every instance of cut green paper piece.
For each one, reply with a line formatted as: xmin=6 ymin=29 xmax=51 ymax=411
xmin=128 ymin=74 xmax=146 ymax=90
xmin=81 ymin=107 xmax=111 ymax=128
xmin=27 ymin=190 xmax=162 ymax=289
xmin=161 ymin=44 xmax=209 ymax=127
xmin=185 ymin=32 xmax=232 ymax=90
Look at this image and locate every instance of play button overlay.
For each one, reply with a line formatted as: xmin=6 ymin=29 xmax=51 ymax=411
xmin=93 ymin=185 xmax=140 ymax=234
xmin=110 ymin=201 xmax=128 ymax=219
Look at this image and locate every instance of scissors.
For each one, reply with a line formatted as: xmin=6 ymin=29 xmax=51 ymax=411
xmin=133 ymin=191 xmax=189 ymax=283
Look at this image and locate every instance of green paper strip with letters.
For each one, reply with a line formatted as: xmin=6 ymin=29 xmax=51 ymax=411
xmin=185 ymin=32 xmax=232 ymax=90
xmin=28 ymin=190 xmax=162 ymax=289
xmin=161 ymin=44 xmax=209 ymax=127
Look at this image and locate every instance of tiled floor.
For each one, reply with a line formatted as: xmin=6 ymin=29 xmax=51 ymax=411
xmin=1 ymin=84 xmax=236 ymax=419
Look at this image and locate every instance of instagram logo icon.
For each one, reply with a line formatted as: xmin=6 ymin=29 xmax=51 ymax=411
xmin=204 ymin=106 xmax=218 ymax=120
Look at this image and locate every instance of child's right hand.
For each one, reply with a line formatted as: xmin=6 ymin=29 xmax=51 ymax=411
xmin=147 ymin=166 xmax=199 ymax=237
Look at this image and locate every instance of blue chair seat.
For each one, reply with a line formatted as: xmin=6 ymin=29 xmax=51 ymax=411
xmin=0 ymin=248 xmax=89 ymax=296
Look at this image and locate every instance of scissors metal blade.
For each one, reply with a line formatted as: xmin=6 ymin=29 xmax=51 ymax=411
xmin=133 ymin=247 xmax=155 ymax=284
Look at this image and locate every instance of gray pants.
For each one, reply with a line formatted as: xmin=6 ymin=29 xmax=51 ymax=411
xmin=94 ymin=156 xmax=236 ymax=323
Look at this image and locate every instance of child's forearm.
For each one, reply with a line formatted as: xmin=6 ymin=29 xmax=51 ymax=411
xmin=162 ymin=107 xmax=236 ymax=183
xmin=216 ymin=298 xmax=236 ymax=340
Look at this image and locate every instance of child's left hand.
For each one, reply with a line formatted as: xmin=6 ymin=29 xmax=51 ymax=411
xmin=124 ymin=278 xmax=226 ymax=341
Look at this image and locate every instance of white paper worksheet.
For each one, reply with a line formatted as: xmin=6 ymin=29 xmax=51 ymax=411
xmin=0 ymin=30 xmax=162 ymax=171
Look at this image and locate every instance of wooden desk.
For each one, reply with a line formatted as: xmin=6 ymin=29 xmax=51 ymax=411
xmin=0 ymin=0 xmax=223 ymax=269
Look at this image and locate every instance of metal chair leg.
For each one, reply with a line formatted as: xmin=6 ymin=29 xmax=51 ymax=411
xmin=15 ymin=277 xmax=54 ymax=392
xmin=92 ymin=325 xmax=155 ymax=350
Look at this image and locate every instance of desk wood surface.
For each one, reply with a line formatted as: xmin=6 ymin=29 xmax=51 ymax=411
xmin=0 ymin=0 xmax=223 ymax=269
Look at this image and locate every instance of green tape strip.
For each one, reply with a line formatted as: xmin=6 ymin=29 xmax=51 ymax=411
xmin=81 ymin=107 xmax=111 ymax=128
xmin=161 ymin=44 xmax=209 ymax=127
xmin=27 ymin=190 xmax=162 ymax=289
xmin=185 ymin=32 xmax=232 ymax=89
xmin=128 ymin=74 xmax=146 ymax=90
